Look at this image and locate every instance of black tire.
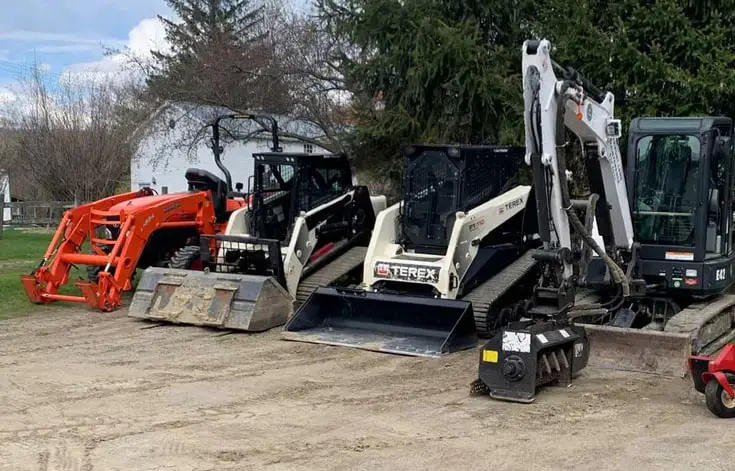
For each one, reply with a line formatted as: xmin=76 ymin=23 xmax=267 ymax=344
xmin=704 ymin=379 xmax=735 ymax=418
xmin=167 ymin=245 xmax=202 ymax=269
xmin=86 ymin=249 xmax=137 ymax=285
xmin=87 ymin=264 xmax=103 ymax=282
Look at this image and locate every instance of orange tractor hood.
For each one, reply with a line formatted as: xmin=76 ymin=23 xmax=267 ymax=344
xmin=107 ymin=192 xmax=198 ymax=215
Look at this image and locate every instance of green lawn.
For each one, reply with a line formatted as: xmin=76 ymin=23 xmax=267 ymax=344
xmin=0 ymin=228 xmax=85 ymax=319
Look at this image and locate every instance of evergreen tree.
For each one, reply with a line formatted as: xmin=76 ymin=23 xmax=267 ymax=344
xmin=321 ymin=0 xmax=735 ymax=184
xmin=535 ymin=0 xmax=735 ymax=124
xmin=317 ymin=0 xmax=536 ymax=181
xmin=148 ymin=0 xmax=290 ymax=111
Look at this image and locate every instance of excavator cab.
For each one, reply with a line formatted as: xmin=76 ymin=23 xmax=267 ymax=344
xmin=625 ymin=117 xmax=734 ymax=297
xmin=582 ymin=117 xmax=734 ymax=326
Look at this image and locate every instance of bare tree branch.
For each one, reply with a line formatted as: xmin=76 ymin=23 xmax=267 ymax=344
xmin=0 ymin=68 xmax=151 ymax=202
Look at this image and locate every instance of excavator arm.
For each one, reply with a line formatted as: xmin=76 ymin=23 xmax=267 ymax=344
xmin=473 ymin=38 xmax=636 ymax=403
xmin=522 ymin=38 xmax=635 ymax=311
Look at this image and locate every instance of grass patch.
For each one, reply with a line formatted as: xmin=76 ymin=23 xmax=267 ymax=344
xmin=0 ymin=227 xmax=85 ymax=320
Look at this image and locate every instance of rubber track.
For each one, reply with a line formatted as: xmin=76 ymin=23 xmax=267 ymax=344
xmin=461 ymin=250 xmax=538 ymax=338
xmin=295 ymin=246 xmax=368 ymax=305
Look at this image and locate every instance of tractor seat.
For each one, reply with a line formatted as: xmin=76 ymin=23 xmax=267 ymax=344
xmin=185 ymin=168 xmax=227 ymax=219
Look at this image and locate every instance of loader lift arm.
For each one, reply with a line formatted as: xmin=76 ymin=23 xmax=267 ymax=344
xmin=19 ymin=112 xmax=284 ymax=312
xmin=283 ymin=186 xmax=377 ymax=299
xmin=21 ymin=190 xmax=217 ymax=311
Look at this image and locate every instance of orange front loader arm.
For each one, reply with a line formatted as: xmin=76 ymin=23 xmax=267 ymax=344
xmin=21 ymin=189 xmax=218 ymax=312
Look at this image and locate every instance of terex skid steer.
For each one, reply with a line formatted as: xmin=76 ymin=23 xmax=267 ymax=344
xmin=128 ymin=148 xmax=387 ymax=331
xmin=19 ymin=113 xmax=276 ymax=312
xmin=282 ymin=144 xmax=541 ymax=356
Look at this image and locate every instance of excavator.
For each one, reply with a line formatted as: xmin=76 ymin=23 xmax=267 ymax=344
xmin=127 ymin=137 xmax=386 ymax=331
xmin=282 ymin=143 xmax=541 ymax=356
xmin=20 ymin=112 xmax=277 ymax=312
xmin=472 ymin=38 xmax=735 ymax=403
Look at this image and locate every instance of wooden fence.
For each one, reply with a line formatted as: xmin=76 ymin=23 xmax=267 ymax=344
xmin=1 ymin=201 xmax=77 ymax=238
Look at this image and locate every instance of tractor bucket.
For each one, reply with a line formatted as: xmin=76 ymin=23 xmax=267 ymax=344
xmin=281 ymin=287 xmax=478 ymax=357
xmin=128 ymin=267 xmax=293 ymax=331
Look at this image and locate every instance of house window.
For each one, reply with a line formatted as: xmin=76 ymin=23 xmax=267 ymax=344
xmin=161 ymin=186 xmax=168 ymax=194
xmin=303 ymin=143 xmax=314 ymax=154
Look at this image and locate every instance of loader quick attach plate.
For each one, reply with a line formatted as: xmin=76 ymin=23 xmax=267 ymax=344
xmin=282 ymin=287 xmax=478 ymax=357
xmin=128 ymin=267 xmax=293 ymax=331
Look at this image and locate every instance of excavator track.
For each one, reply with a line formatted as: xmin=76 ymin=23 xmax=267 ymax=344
xmin=462 ymin=250 xmax=538 ymax=338
xmin=295 ymin=246 xmax=368 ymax=305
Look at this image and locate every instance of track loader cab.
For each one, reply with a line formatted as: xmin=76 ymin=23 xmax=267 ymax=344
xmin=129 ymin=142 xmax=385 ymax=332
xmin=248 ymin=152 xmax=353 ymax=242
xmin=374 ymin=144 xmax=532 ymax=298
xmin=623 ymin=117 xmax=734 ymax=299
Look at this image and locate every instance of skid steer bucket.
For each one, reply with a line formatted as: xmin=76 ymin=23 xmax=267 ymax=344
xmin=129 ymin=267 xmax=293 ymax=330
xmin=129 ymin=234 xmax=294 ymax=331
xmin=282 ymin=287 xmax=478 ymax=357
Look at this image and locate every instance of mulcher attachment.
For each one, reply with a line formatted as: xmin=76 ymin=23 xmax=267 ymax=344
xmin=282 ymin=287 xmax=478 ymax=357
xmin=471 ymin=319 xmax=590 ymax=403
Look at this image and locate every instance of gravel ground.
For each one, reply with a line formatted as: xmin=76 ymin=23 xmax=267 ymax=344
xmin=1 ymin=306 xmax=733 ymax=471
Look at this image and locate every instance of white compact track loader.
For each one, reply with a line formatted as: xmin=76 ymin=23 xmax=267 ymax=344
xmin=283 ymin=144 xmax=541 ymax=356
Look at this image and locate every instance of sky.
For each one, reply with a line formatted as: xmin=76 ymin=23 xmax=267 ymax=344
xmin=0 ymin=1 xmax=173 ymax=87
xmin=0 ymin=0 xmax=310 ymax=106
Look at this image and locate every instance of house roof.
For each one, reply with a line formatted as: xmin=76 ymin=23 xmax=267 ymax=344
xmin=130 ymin=101 xmax=328 ymax=145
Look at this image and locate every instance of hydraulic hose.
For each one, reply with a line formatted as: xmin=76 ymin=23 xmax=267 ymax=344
xmin=555 ymin=136 xmax=631 ymax=297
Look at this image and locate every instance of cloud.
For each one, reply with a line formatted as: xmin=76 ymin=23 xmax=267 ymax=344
xmin=0 ymin=88 xmax=16 ymax=105
xmin=0 ymin=29 xmax=126 ymax=47
xmin=63 ymin=18 xmax=170 ymax=82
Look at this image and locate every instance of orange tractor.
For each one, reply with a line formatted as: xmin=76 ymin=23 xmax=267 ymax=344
xmin=21 ymin=113 xmax=278 ymax=312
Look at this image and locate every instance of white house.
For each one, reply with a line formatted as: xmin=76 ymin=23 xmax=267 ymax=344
xmin=0 ymin=170 xmax=9 ymax=222
xmin=130 ymin=102 xmax=332 ymax=195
